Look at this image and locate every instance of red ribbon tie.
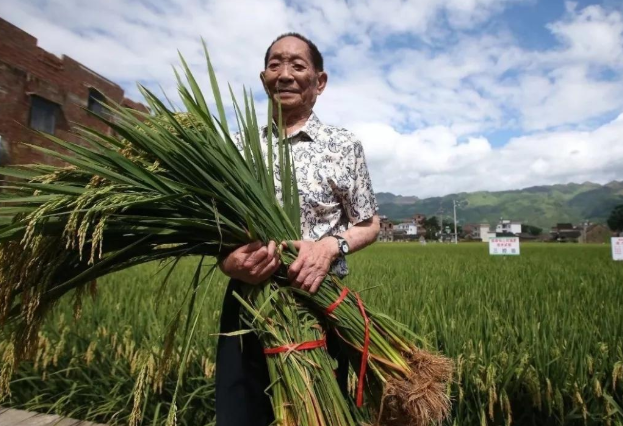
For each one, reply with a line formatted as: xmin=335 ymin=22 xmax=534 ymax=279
xmin=264 ymin=338 xmax=327 ymax=355
xmin=325 ymin=286 xmax=371 ymax=408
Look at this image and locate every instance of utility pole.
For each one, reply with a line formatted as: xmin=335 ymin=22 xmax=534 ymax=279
xmin=436 ymin=205 xmax=444 ymax=243
xmin=451 ymin=199 xmax=468 ymax=244
xmin=453 ymin=199 xmax=458 ymax=244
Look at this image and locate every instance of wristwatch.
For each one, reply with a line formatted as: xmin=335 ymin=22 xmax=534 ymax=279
xmin=334 ymin=235 xmax=350 ymax=257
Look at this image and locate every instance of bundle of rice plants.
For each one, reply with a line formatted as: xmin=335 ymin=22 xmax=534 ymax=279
xmin=0 ymin=45 xmax=451 ymax=425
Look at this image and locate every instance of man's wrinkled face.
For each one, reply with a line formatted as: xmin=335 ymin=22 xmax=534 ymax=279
xmin=261 ymin=37 xmax=327 ymax=113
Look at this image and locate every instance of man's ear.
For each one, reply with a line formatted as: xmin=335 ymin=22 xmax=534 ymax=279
xmin=260 ymin=71 xmax=269 ymax=95
xmin=316 ymin=71 xmax=328 ymax=95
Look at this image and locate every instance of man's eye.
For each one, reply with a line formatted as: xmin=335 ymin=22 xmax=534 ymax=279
xmin=293 ymin=64 xmax=305 ymax=71
xmin=268 ymin=63 xmax=280 ymax=70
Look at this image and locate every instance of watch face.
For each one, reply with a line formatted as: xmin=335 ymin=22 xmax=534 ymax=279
xmin=340 ymin=240 xmax=350 ymax=254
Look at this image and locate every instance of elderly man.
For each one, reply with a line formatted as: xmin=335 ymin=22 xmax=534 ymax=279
xmin=216 ymin=33 xmax=380 ymax=426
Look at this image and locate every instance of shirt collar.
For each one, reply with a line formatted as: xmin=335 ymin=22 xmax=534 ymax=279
xmin=262 ymin=111 xmax=322 ymax=142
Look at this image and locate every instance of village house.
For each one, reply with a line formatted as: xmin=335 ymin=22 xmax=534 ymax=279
xmin=462 ymin=223 xmax=493 ymax=242
xmin=550 ymin=223 xmax=582 ymax=242
xmin=378 ymin=215 xmax=394 ymax=242
xmin=393 ymin=221 xmax=418 ymax=242
xmin=412 ymin=214 xmax=426 ymax=226
xmin=496 ymin=219 xmax=522 ymax=235
xmin=392 ymin=227 xmax=407 ymax=241
xmin=395 ymin=221 xmax=418 ymax=235
xmin=552 ymin=222 xmax=614 ymax=244
xmin=462 ymin=223 xmax=477 ymax=236
xmin=0 ymin=18 xmax=147 ymax=167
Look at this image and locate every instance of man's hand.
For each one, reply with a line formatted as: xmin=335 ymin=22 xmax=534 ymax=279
xmin=219 ymin=241 xmax=281 ymax=285
xmin=287 ymin=238 xmax=339 ymax=294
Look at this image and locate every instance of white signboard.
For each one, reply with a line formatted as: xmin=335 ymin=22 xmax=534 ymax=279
xmin=612 ymin=237 xmax=623 ymax=261
xmin=489 ymin=237 xmax=520 ymax=256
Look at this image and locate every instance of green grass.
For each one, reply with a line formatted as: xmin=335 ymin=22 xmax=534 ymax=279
xmin=1 ymin=243 xmax=622 ymax=425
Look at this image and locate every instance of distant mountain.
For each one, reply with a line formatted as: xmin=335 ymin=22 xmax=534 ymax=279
xmin=376 ymin=192 xmax=419 ymax=205
xmin=377 ymin=181 xmax=623 ymax=229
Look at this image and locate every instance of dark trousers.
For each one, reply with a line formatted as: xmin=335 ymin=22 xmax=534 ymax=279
xmin=215 ymin=279 xmax=349 ymax=426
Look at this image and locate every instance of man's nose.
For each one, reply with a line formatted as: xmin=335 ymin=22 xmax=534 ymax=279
xmin=277 ymin=65 xmax=294 ymax=82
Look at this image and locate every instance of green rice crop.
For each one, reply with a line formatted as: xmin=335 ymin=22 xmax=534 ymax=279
xmin=1 ymin=243 xmax=622 ymax=425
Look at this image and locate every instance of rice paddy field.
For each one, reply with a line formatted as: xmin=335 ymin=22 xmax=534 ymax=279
xmin=1 ymin=243 xmax=622 ymax=426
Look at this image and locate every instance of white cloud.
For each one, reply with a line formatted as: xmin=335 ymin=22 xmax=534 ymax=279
xmin=1 ymin=0 xmax=622 ymax=197
xmin=352 ymin=113 xmax=623 ymax=197
xmin=516 ymin=65 xmax=623 ymax=130
xmin=547 ymin=2 xmax=623 ymax=68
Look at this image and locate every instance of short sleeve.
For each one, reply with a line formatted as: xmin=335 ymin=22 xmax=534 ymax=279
xmin=339 ymin=136 xmax=379 ymax=225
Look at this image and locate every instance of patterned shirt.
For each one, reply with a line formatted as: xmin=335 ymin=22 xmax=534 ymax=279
xmin=237 ymin=112 xmax=378 ymax=276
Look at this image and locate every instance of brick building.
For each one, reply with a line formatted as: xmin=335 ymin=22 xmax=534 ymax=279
xmin=413 ymin=213 xmax=426 ymax=225
xmin=0 ymin=18 xmax=147 ymax=167
xmin=378 ymin=215 xmax=394 ymax=242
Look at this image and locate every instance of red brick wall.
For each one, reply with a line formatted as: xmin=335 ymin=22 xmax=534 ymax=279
xmin=0 ymin=18 xmax=147 ymax=166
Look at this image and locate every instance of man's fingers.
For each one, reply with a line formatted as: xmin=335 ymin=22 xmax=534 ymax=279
xmin=308 ymin=275 xmax=324 ymax=295
xmin=249 ymin=248 xmax=273 ymax=272
xmin=301 ymin=270 xmax=318 ymax=292
xmin=295 ymin=268 xmax=313 ymax=291
xmin=243 ymin=254 xmax=279 ymax=285
xmin=290 ymin=264 xmax=307 ymax=289
xmin=287 ymin=257 xmax=302 ymax=282
xmin=257 ymin=256 xmax=281 ymax=281
xmin=243 ymin=246 xmax=269 ymax=270
xmin=240 ymin=241 xmax=263 ymax=253
xmin=267 ymin=240 xmax=277 ymax=258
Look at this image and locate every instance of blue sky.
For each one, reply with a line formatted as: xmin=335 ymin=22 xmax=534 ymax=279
xmin=1 ymin=0 xmax=622 ymax=197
